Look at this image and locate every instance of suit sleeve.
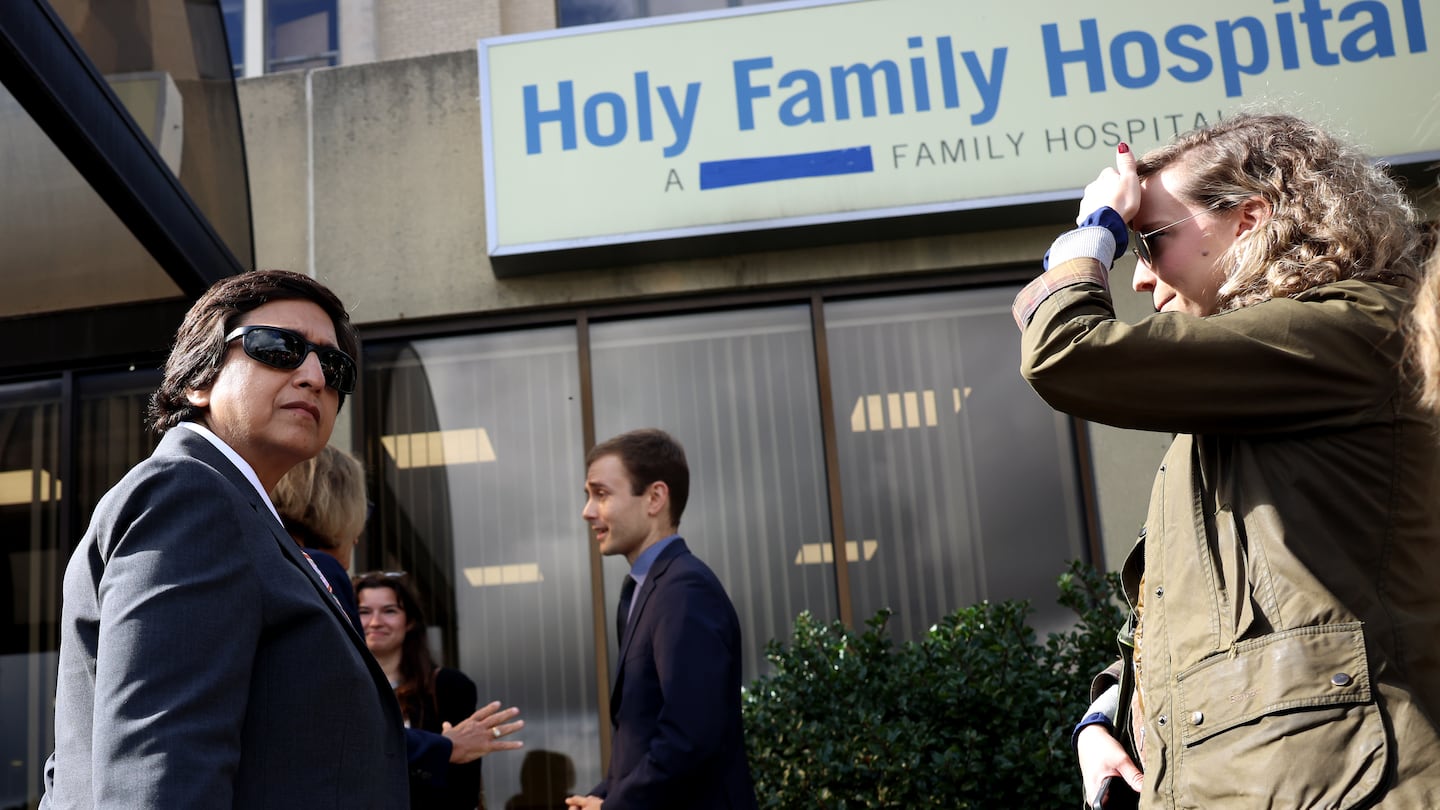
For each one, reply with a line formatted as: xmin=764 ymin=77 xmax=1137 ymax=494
xmin=89 ymin=463 xmax=264 ymax=807
xmin=406 ymin=728 xmax=453 ymax=788
xmin=604 ymin=570 xmax=741 ymax=806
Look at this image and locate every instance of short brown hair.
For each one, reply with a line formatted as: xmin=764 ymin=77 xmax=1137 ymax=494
xmin=272 ymin=444 xmax=367 ymax=550
xmin=147 ymin=270 xmax=359 ymax=433
xmin=586 ymin=429 xmax=690 ymax=528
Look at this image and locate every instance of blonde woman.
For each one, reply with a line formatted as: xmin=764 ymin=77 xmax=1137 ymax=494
xmin=1411 ymin=232 xmax=1440 ymax=415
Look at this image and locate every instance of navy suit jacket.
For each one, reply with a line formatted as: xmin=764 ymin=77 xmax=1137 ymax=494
xmin=41 ymin=428 xmax=409 ymax=809
xmin=593 ymin=538 xmax=759 ymax=809
xmin=303 ymin=545 xmax=361 ymax=632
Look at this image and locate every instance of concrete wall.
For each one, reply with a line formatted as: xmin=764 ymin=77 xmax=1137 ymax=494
xmin=235 ymin=48 xmax=1181 ymax=566
xmin=239 ymin=71 xmax=310 ymax=276
xmin=338 ymin=0 xmax=552 ymax=72
xmin=239 ymin=48 xmax=1069 ymax=323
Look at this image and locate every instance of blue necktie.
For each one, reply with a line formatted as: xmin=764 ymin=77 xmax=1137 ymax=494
xmin=616 ymin=575 xmax=636 ymax=643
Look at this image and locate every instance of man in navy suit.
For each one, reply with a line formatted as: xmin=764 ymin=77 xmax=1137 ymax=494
xmin=567 ymin=429 xmax=759 ymax=810
xmin=41 ymin=270 xmax=409 ymax=809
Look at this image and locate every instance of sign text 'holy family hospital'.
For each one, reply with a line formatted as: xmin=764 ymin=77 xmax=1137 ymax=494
xmin=478 ymin=0 xmax=1438 ymax=258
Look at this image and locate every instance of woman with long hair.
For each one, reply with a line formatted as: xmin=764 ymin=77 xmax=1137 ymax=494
xmin=356 ymin=572 xmax=486 ymax=810
xmin=1015 ymin=113 xmax=1440 ymax=807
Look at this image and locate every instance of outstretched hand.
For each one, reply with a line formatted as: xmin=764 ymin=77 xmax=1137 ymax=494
xmin=1076 ymin=143 xmax=1142 ymax=226
xmin=442 ymin=701 xmax=524 ymax=764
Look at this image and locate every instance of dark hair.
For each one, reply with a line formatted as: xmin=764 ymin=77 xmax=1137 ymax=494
xmin=147 ymin=269 xmax=360 ymax=433
xmin=353 ymin=572 xmax=437 ymax=724
xmin=585 ymin=429 xmax=690 ymax=528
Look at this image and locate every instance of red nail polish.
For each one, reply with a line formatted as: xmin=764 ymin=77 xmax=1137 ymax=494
xmin=1118 ymin=142 xmax=1130 ymax=154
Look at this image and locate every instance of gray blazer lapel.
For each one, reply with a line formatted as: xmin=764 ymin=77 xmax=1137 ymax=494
xmin=165 ymin=429 xmax=364 ymax=644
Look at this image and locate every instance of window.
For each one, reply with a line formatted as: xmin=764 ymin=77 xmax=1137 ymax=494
xmin=824 ymin=287 xmax=1087 ymax=638
xmin=219 ymin=0 xmax=338 ymax=76
xmin=589 ymin=305 xmax=840 ymax=679
xmin=362 ymin=326 xmax=598 ymax=805
xmin=360 ymin=281 xmax=1092 ymax=806
xmin=0 ymin=379 xmax=63 ymax=810
xmin=222 ymin=0 xmax=244 ymax=75
xmin=0 ymin=369 xmax=161 ymax=809
xmin=267 ymin=0 xmax=338 ymax=72
xmin=558 ymin=0 xmax=784 ymax=27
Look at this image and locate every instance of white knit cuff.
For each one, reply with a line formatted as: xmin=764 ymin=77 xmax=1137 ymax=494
xmin=1086 ymin=683 xmax=1121 ymax=724
xmin=1047 ymin=226 xmax=1117 ymax=272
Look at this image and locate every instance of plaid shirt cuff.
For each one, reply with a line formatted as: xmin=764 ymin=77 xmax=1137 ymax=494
xmin=1012 ymin=260 xmax=1109 ymax=329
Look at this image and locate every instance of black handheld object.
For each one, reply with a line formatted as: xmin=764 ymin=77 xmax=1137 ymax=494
xmin=1092 ymin=776 xmax=1140 ymax=810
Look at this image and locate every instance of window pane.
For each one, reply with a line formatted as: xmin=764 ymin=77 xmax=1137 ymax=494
xmin=557 ymin=0 xmax=641 ymax=27
xmin=74 ymin=370 xmax=165 ymax=522
xmin=0 ymin=369 xmax=166 ymax=808
xmin=222 ymin=0 xmax=244 ymax=75
xmin=0 ymin=81 xmax=182 ymax=316
xmin=267 ymin=0 xmax=337 ymax=72
xmin=590 ymin=305 xmax=838 ymax=681
xmin=824 ymin=286 xmax=1087 ymax=640
xmin=0 ymin=379 xmax=63 ymax=810
xmin=557 ymin=0 xmax=785 ymax=27
xmin=364 ymin=327 xmax=596 ymax=807
xmin=46 ymin=0 xmax=255 ymax=273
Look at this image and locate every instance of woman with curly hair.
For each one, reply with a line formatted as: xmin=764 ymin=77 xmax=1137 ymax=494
xmin=1013 ymin=113 xmax=1440 ymax=808
xmin=356 ymin=572 xmax=488 ymax=810
xmin=1411 ymin=230 xmax=1440 ymax=416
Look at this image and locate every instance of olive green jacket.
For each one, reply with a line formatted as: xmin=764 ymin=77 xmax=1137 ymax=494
xmin=1018 ymin=262 xmax=1440 ymax=809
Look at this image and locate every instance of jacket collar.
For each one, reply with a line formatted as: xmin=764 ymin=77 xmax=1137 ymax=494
xmin=612 ymin=538 xmax=690 ymax=716
xmin=157 ymin=429 xmax=369 ymax=648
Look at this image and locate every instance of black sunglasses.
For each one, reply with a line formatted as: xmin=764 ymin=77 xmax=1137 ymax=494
xmin=1131 ymin=203 xmax=1224 ymax=265
xmin=224 ymin=325 xmax=357 ymax=394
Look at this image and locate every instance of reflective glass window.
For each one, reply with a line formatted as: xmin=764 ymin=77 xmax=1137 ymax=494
xmin=0 ymin=368 xmax=161 ymax=809
xmin=0 ymin=379 xmax=63 ymax=810
xmin=45 ymin=0 xmax=255 ymax=276
xmin=74 ymin=370 xmax=165 ymax=521
xmin=589 ymin=305 xmax=839 ymax=681
xmin=0 ymin=82 xmax=182 ymax=317
xmin=267 ymin=0 xmax=338 ymax=72
xmin=363 ymin=327 xmax=596 ymax=807
xmin=222 ymin=0 xmax=245 ymax=75
xmin=824 ymin=286 xmax=1088 ymax=640
xmin=558 ymin=0 xmax=784 ymax=27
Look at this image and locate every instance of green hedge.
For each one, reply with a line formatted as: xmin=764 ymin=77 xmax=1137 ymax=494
xmin=742 ymin=561 xmax=1126 ymax=809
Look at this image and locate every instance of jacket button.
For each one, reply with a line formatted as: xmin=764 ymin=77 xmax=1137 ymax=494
xmin=1138 ymin=526 xmax=1147 ymax=539
xmin=1331 ymin=672 xmax=1353 ymax=687
xmin=1156 ymin=715 xmax=1168 ymax=727
xmin=1191 ymin=711 xmax=1204 ymax=725
xmin=1154 ymin=586 xmax=1164 ymax=598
